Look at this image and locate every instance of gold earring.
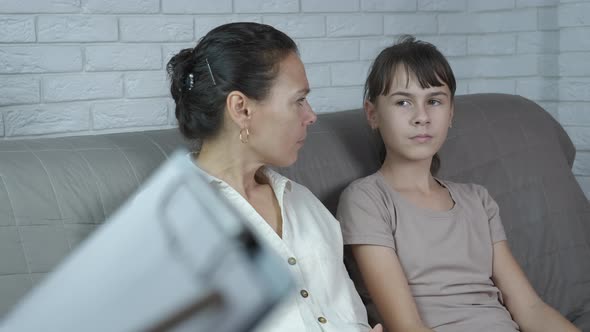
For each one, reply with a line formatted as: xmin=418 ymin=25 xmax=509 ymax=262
xmin=239 ymin=127 xmax=250 ymax=144
xmin=449 ymin=122 xmax=453 ymax=128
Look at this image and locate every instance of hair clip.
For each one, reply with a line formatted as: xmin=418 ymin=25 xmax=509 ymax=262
xmin=185 ymin=73 xmax=194 ymax=91
xmin=206 ymin=58 xmax=216 ymax=86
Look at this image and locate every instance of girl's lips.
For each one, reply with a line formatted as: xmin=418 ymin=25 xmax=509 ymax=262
xmin=411 ymin=134 xmax=433 ymax=143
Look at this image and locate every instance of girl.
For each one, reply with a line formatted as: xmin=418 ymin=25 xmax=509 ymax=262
xmin=167 ymin=22 xmax=381 ymax=332
xmin=336 ymin=36 xmax=579 ymax=332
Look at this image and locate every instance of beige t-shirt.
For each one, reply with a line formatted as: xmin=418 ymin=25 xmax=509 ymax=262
xmin=337 ymin=172 xmax=520 ymax=332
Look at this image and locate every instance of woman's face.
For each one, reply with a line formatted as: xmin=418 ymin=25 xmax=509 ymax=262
xmin=248 ymin=52 xmax=316 ymax=167
xmin=368 ymin=67 xmax=453 ymax=164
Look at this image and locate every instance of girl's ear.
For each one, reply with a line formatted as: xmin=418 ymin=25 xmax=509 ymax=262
xmin=364 ymin=99 xmax=379 ymax=129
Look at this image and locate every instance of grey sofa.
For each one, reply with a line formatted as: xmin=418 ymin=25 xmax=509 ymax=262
xmin=0 ymin=93 xmax=589 ymax=330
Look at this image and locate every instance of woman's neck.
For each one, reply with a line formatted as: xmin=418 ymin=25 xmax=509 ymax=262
xmin=195 ymin=137 xmax=265 ymax=197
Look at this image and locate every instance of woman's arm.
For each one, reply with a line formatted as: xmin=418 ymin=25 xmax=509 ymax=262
xmin=491 ymin=240 xmax=580 ymax=332
xmin=351 ymin=244 xmax=434 ymax=332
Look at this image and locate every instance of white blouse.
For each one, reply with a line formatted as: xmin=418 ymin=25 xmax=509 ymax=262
xmin=195 ymin=162 xmax=370 ymax=332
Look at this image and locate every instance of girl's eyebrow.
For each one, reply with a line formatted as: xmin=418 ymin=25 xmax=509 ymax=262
xmin=388 ymin=91 xmax=449 ymax=98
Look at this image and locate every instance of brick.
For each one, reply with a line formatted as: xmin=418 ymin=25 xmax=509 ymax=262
xmin=120 ymin=17 xmax=193 ymax=42
xmin=564 ymin=126 xmax=590 ymax=150
xmin=559 ymin=52 xmax=590 ymax=77
xmin=235 ymin=0 xmax=298 ymax=13
xmin=0 ymin=16 xmax=35 ymax=42
xmin=517 ymin=31 xmax=559 ymax=53
xmin=0 ymin=46 xmax=82 ymax=73
xmin=575 ymin=176 xmax=590 ymax=200
xmin=43 ymin=73 xmax=123 ymax=102
xmin=331 ymin=61 xmax=371 ymax=86
xmin=420 ymin=35 xmax=467 ymax=56
xmin=467 ymin=34 xmax=516 ymax=55
xmin=125 ymin=71 xmax=169 ymax=98
xmin=448 ymin=54 xmax=537 ymax=79
xmin=537 ymin=54 xmax=558 ymax=76
xmin=559 ymin=78 xmax=590 ymax=101
xmin=194 ymin=16 xmax=262 ymax=38
xmin=361 ymin=0 xmax=416 ymax=11
xmin=301 ymin=0 xmax=359 ymax=12
xmin=439 ymin=9 xmax=537 ymax=34
xmin=81 ymin=0 xmax=159 ymax=13
xmin=516 ymin=0 xmax=557 ymax=7
xmin=92 ymin=99 xmax=168 ymax=130
xmin=360 ymin=37 xmax=398 ymax=60
xmin=4 ymin=103 xmax=90 ymax=136
xmin=298 ymin=39 xmax=359 ymax=63
xmin=537 ymin=7 xmax=558 ymax=30
xmin=0 ymin=76 xmax=40 ymax=106
xmin=456 ymin=81 xmax=469 ymax=95
xmin=467 ymin=0 xmax=515 ymax=12
xmin=559 ymin=102 xmax=590 ymax=125
xmin=468 ymin=79 xmax=516 ymax=94
xmin=385 ymin=14 xmax=438 ymax=34
xmin=516 ymin=78 xmax=559 ymax=101
xmin=162 ymin=0 xmax=232 ymax=13
xmin=327 ymin=15 xmax=382 ymax=37
xmin=419 ymin=0 xmax=467 ymax=11
xmin=38 ymin=16 xmax=117 ymax=42
xmin=0 ymin=0 xmax=79 ymax=13
xmin=573 ymin=152 xmax=590 ymax=176
xmin=307 ymin=86 xmax=363 ymax=113
xmin=305 ymin=64 xmax=331 ymax=88
xmin=560 ymin=28 xmax=590 ymax=52
xmin=559 ymin=3 xmax=590 ymax=27
xmin=263 ymin=15 xmax=325 ymax=38
xmin=86 ymin=45 xmax=161 ymax=71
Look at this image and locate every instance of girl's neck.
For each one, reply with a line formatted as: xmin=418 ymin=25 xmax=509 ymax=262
xmin=380 ymin=155 xmax=438 ymax=193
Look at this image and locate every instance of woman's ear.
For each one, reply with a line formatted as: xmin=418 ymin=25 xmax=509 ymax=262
xmin=364 ymin=99 xmax=379 ymax=129
xmin=226 ymin=91 xmax=251 ymax=128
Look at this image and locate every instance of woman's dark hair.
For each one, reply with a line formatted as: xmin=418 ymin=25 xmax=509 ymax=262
xmin=365 ymin=35 xmax=456 ymax=175
xmin=167 ymin=22 xmax=298 ymax=140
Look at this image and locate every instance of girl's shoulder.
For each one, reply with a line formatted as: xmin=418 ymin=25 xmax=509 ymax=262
xmin=438 ymin=179 xmax=493 ymax=203
xmin=341 ymin=172 xmax=390 ymax=200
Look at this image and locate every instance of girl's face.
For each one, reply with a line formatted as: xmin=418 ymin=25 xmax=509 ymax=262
xmin=366 ymin=67 xmax=453 ymax=165
xmin=248 ymin=52 xmax=317 ymax=167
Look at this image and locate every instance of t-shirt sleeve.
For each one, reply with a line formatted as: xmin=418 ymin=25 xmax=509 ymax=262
xmin=336 ymin=182 xmax=397 ymax=251
xmin=478 ymin=185 xmax=507 ymax=244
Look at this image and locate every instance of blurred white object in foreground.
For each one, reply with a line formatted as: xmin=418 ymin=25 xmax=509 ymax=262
xmin=1 ymin=149 xmax=293 ymax=332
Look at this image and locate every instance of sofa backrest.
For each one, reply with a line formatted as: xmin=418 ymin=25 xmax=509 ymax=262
xmin=0 ymin=94 xmax=588 ymax=326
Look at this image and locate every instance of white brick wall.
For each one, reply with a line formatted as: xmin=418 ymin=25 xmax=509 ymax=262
xmin=0 ymin=0 xmax=588 ymax=199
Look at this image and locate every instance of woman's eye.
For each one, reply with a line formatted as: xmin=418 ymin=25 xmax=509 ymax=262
xmin=297 ymin=97 xmax=306 ymax=105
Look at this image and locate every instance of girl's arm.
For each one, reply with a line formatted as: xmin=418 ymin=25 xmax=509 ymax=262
xmin=351 ymin=244 xmax=434 ymax=332
xmin=491 ymin=240 xmax=580 ymax=332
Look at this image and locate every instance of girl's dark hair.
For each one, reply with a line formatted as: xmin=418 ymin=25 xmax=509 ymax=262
xmin=365 ymin=35 xmax=456 ymax=175
xmin=167 ymin=22 xmax=298 ymax=140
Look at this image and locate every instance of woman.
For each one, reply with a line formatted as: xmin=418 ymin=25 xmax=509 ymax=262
xmin=167 ymin=22 xmax=381 ymax=332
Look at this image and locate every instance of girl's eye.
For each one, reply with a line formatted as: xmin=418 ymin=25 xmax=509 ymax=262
xmin=428 ymin=99 xmax=442 ymax=106
xmin=395 ymin=100 xmax=410 ymax=106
